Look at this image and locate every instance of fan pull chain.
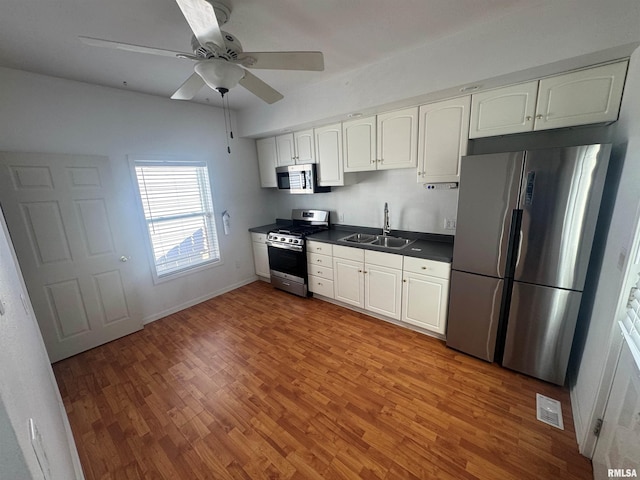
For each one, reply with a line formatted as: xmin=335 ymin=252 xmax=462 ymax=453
xmin=221 ymin=93 xmax=234 ymax=154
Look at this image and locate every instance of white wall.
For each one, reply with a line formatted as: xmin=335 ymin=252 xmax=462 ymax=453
xmin=571 ymin=48 xmax=640 ymax=454
xmin=237 ymin=0 xmax=640 ymax=137
xmin=0 ymin=67 xmax=278 ymax=323
xmin=271 ymin=169 xmax=458 ymax=234
xmin=0 ymin=207 xmax=83 ymax=479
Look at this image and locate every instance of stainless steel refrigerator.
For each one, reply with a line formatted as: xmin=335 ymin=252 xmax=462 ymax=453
xmin=446 ymin=144 xmax=611 ymax=385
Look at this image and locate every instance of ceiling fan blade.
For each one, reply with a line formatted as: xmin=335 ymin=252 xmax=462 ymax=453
xmin=79 ymin=36 xmax=192 ymax=59
xmin=174 ymin=0 xmax=226 ymax=50
xmin=237 ymin=51 xmax=324 ymax=71
xmin=171 ymin=73 xmax=206 ymax=100
xmin=238 ymin=70 xmax=284 ymax=104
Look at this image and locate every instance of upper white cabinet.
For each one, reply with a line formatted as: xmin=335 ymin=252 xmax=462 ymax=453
xmin=417 ymin=96 xmax=471 ymax=183
xmin=343 ymin=115 xmax=377 ymax=172
xmin=470 ymin=61 xmax=628 ymax=138
xmin=293 ymin=129 xmax=316 ymax=164
xmin=275 ymin=133 xmax=295 ymax=166
xmin=256 ymin=137 xmax=278 ymax=188
xmin=469 ymin=81 xmax=538 ymax=138
xmin=342 ymin=107 xmax=418 ymax=172
xmin=273 ymin=129 xmax=316 ymax=168
xmin=377 ymin=107 xmax=419 ymax=170
xmin=535 ymin=61 xmax=628 ymax=131
xmin=314 ymin=123 xmax=344 ymax=186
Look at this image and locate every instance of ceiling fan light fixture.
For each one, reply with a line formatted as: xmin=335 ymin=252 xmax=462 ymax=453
xmin=194 ymin=59 xmax=245 ymax=94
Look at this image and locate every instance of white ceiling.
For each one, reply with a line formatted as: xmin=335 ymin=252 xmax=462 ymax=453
xmin=0 ymin=0 xmax=537 ymax=111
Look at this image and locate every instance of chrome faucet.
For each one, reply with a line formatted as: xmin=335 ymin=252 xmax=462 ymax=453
xmin=383 ymin=202 xmax=390 ymax=236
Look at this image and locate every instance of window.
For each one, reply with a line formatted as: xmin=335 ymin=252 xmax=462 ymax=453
xmin=133 ymin=160 xmax=220 ymax=279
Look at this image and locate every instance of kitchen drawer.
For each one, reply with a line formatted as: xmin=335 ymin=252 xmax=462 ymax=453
xmin=333 ymin=245 xmax=365 ymax=262
xmin=251 ymin=232 xmax=267 ymax=243
xmin=308 ymin=263 xmax=333 ymax=280
xmin=403 ymin=256 xmax=451 ymax=279
xmin=365 ymin=249 xmax=403 ymax=269
xmin=307 ymin=240 xmax=332 ymax=255
xmin=308 ymin=252 xmax=332 ymax=267
xmin=309 ymin=275 xmax=334 ymax=298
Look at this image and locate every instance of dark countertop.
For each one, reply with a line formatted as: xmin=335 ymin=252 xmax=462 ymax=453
xmin=249 ymin=222 xmax=453 ymax=263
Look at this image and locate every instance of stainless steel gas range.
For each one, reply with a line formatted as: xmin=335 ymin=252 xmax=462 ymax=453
xmin=266 ymin=209 xmax=329 ymax=297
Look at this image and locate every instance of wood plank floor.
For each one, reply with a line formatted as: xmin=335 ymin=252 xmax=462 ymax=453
xmin=53 ymin=280 xmax=593 ymax=480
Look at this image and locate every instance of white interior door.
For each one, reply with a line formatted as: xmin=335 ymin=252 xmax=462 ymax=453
xmin=0 ymin=152 xmax=142 ymax=362
xmin=592 ymin=342 xmax=640 ymax=479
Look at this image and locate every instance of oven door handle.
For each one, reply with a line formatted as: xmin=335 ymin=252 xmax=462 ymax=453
xmin=266 ymin=241 xmax=303 ymax=252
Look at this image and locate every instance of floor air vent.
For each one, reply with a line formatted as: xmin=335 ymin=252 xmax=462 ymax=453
xmin=536 ymin=393 xmax=564 ymax=430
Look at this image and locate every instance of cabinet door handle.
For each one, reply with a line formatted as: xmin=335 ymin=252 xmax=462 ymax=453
xmin=421 ymin=266 xmax=427 ymax=270
xmin=535 ymin=114 xmax=543 ymax=120
xmin=363 ymin=270 xmax=368 ymax=274
xmin=358 ymin=269 xmax=362 ymax=272
xmin=525 ymin=116 xmax=532 ymax=121
xmin=403 ymin=279 xmax=407 ymax=283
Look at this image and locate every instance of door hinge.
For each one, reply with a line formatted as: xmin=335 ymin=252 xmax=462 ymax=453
xmin=593 ymin=418 xmax=603 ymax=437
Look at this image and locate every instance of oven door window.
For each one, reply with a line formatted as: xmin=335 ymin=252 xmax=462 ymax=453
xmin=268 ymin=246 xmax=307 ymax=278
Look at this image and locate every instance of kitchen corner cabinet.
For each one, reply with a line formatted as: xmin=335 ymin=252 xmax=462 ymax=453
xmin=251 ymin=233 xmax=270 ymax=278
xmin=314 ymin=123 xmax=344 ymax=186
xmin=401 ymin=257 xmax=450 ymax=335
xmin=469 ymin=60 xmax=628 ymax=138
xmin=256 ymin=137 xmax=278 ymax=188
xmin=417 ymin=96 xmax=470 ymax=183
xmin=333 ymin=245 xmax=403 ymax=320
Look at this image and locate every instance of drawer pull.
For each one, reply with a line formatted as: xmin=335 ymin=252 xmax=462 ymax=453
xmin=421 ymin=266 xmax=427 ymax=270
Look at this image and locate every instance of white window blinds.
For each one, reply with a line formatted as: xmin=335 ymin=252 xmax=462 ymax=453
xmin=134 ymin=161 xmax=220 ymax=278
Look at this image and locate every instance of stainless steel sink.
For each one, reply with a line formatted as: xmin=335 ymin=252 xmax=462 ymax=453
xmin=338 ymin=233 xmax=415 ymax=250
xmin=370 ymin=236 xmax=415 ymax=249
xmin=339 ymin=233 xmax=377 ymax=244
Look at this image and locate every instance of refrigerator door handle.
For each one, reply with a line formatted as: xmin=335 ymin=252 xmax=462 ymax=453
xmin=504 ymin=209 xmax=523 ymax=277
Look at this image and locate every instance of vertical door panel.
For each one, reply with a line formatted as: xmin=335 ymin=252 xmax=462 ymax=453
xmin=293 ymin=129 xmax=315 ymax=164
xmin=377 ymin=107 xmax=418 ymax=170
xmin=452 ymin=152 xmax=523 ymax=277
xmin=314 ymin=123 xmax=344 ymax=186
xmin=342 ymin=116 xmax=376 ymax=172
xmin=0 ymin=152 xmax=142 ymax=362
xmin=502 ymin=282 xmax=582 ymax=385
xmin=402 ymin=272 xmax=448 ymax=334
xmin=365 ymin=264 xmax=402 ymax=320
xmin=256 ymin=137 xmax=278 ymax=188
xmin=516 ymin=145 xmax=610 ymax=290
xmin=592 ymin=343 xmax=640 ymax=478
xmin=446 ymin=270 xmax=504 ymax=362
xmin=333 ymin=257 xmax=364 ymax=308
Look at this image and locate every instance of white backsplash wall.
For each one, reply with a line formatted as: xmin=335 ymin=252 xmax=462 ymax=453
xmin=272 ymin=168 xmax=458 ymax=234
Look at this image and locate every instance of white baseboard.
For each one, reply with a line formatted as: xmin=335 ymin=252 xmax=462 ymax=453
xmin=142 ymin=277 xmax=258 ymax=325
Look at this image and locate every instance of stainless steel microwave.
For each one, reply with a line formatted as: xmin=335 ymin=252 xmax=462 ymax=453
xmin=276 ymin=164 xmax=330 ymax=194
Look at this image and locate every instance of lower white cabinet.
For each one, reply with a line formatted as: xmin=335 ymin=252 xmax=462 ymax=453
xmin=251 ymin=233 xmax=270 ymax=278
xmin=307 ymin=240 xmax=334 ymax=298
xmin=309 ymin=241 xmax=451 ymax=336
xmin=401 ymin=257 xmax=451 ymax=335
xmin=333 ymin=245 xmax=403 ymax=320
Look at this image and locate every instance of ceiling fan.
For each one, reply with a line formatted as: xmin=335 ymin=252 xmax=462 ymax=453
xmin=79 ymin=0 xmax=324 ymax=104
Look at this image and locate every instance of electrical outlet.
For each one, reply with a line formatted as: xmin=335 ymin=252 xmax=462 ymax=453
xmin=338 ymin=212 xmax=345 ymax=223
xmin=444 ymin=218 xmax=457 ymax=230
